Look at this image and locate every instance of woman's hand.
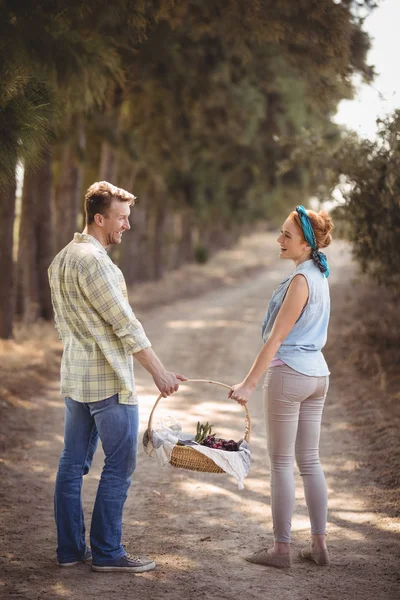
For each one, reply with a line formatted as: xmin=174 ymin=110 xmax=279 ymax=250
xmin=228 ymin=381 xmax=255 ymax=406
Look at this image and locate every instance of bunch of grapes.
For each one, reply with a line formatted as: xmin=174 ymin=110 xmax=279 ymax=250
xmin=201 ymin=435 xmax=239 ymax=452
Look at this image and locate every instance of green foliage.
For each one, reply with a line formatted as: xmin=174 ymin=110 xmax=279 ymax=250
xmin=0 ymin=79 xmax=57 ymax=180
xmin=104 ymin=0 xmax=376 ymax=232
xmin=333 ymin=111 xmax=400 ymax=291
xmin=284 ymin=108 xmax=400 ymax=292
xmin=0 ymin=0 xmax=383 ymax=338
xmin=0 ymin=0 xmax=379 ymax=234
xmin=0 ymin=0 xmax=175 ymax=187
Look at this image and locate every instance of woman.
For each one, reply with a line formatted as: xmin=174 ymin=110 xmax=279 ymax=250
xmin=229 ymin=206 xmax=333 ymax=569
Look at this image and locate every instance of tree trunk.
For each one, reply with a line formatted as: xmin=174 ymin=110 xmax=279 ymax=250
xmin=145 ymin=177 xmax=167 ymax=280
xmin=0 ymin=173 xmax=17 ymax=338
xmin=36 ymin=148 xmax=54 ymax=320
xmin=99 ymin=141 xmax=119 ymax=182
xmin=175 ymin=209 xmax=195 ymax=267
xmin=18 ymin=147 xmax=54 ymax=323
xmin=119 ymin=191 xmax=150 ymax=285
xmin=18 ymin=167 xmax=40 ymax=322
xmin=53 ymin=121 xmax=85 ymax=252
xmin=152 ymin=198 xmax=166 ymax=280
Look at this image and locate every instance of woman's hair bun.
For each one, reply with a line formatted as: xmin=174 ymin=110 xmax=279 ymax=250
xmin=309 ymin=209 xmax=334 ymax=249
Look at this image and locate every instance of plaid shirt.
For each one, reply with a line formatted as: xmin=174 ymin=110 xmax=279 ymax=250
xmin=48 ymin=233 xmax=152 ymax=404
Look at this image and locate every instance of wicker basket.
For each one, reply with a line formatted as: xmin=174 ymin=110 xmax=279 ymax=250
xmin=146 ymin=379 xmax=251 ymax=474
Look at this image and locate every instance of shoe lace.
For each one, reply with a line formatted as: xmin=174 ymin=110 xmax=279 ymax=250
xmin=125 ymin=552 xmax=140 ymax=561
xmin=122 ymin=545 xmax=141 ymax=562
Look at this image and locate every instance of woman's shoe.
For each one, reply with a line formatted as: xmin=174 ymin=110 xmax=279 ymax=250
xmin=245 ymin=547 xmax=292 ymax=569
xmin=300 ymin=547 xmax=330 ymax=566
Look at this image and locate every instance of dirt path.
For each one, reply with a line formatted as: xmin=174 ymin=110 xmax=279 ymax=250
xmin=1 ymin=235 xmax=399 ymax=600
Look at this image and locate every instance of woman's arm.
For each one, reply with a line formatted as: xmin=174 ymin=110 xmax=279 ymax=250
xmin=229 ymin=274 xmax=309 ymax=405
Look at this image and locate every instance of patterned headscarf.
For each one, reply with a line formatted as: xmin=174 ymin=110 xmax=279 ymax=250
xmin=296 ymin=206 xmax=330 ymax=278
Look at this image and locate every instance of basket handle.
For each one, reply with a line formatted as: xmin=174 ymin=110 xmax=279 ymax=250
xmin=146 ymin=378 xmax=251 ymax=443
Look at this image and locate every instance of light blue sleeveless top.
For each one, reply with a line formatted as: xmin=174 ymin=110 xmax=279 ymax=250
xmin=261 ymin=259 xmax=330 ymax=376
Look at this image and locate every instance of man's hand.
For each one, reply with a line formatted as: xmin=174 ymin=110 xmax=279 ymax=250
xmin=133 ymin=347 xmax=187 ymax=397
xmin=153 ymin=371 xmax=187 ymax=398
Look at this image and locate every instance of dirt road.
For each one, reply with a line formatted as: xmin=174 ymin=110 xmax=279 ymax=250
xmin=1 ymin=234 xmax=399 ymax=600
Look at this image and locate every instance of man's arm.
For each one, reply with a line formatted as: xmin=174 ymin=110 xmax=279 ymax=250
xmin=79 ymin=256 xmax=186 ymax=396
xmin=48 ymin=267 xmax=62 ymax=341
xmin=133 ymin=347 xmax=187 ymax=398
xmin=78 ymin=255 xmax=151 ymax=354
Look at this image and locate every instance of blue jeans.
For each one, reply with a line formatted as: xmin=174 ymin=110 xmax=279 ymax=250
xmin=54 ymin=394 xmax=139 ymax=564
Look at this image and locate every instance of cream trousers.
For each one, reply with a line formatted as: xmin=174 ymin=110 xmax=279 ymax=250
xmin=264 ymin=364 xmax=329 ymax=543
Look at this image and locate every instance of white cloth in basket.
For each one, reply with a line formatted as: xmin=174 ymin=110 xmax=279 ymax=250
xmin=143 ymin=420 xmax=251 ymax=490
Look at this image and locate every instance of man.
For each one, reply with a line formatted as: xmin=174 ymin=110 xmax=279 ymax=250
xmin=48 ymin=181 xmax=186 ymax=573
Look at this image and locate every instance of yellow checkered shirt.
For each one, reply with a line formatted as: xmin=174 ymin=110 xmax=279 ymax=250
xmin=48 ymin=233 xmax=152 ymax=404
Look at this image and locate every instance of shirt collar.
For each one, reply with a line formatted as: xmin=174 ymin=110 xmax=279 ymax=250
xmin=294 ymin=259 xmax=313 ymax=273
xmin=73 ymin=232 xmax=108 ymax=254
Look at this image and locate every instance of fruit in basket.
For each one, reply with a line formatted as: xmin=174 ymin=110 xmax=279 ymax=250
xmin=194 ymin=422 xmax=240 ymax=451
xmin=201 ymin=434 xmax=239 ymax=452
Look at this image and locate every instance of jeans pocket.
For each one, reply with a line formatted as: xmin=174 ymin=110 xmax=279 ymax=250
xmin=282 ymin=371 xmax=312 ymax=402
